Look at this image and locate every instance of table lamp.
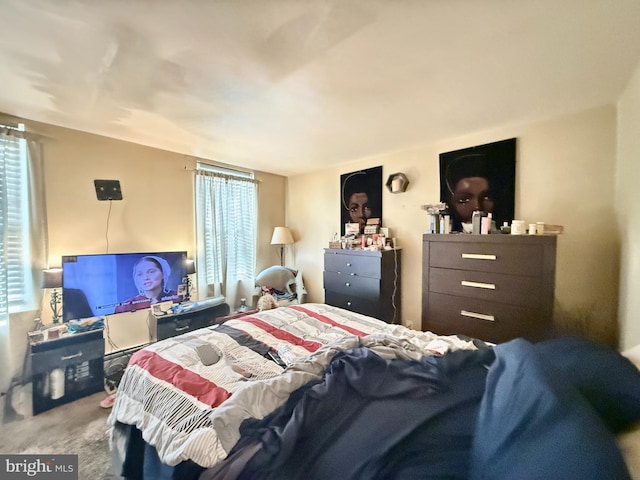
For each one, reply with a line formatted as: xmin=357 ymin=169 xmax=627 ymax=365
xmin=42 ymin=268 xmax=63 ymax=324
xmin=184 ymin=259 xmax=196 ymax=302
xmin=271 ymin=227 xmax=295 ymax=266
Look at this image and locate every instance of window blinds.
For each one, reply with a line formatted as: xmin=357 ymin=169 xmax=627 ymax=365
xmin=0 ymin=126 xmax=29 ymax=318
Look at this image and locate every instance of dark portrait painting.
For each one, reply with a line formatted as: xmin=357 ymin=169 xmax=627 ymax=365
xmin=340 ymin=166 xmax=383 ymax=235
xmin=439 ymin=138 xmax=516 ymax=232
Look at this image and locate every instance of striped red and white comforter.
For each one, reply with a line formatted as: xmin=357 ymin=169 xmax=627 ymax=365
xmin=107 ymin=303 xmax=475 ymax=468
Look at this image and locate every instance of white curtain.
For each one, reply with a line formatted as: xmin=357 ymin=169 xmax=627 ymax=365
xmin=0 ymin=127 xmax=48 ymax=393
xmin=195 ymin=170 xmax=257 ymax=309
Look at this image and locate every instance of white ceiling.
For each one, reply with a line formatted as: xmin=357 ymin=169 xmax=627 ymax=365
xmin=1 ymin=0 xmax=640 ymax=176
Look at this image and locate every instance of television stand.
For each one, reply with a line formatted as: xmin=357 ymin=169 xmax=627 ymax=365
xmin=30 ymin=328 xmax=105 ymax=415
xmin=149 ymin=298 xmax=230 ymax=341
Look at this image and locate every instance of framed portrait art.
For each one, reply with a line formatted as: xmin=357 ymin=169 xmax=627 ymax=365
xmin=439 ymin=138 xmax=516 ymax=232
xmin=340 ymin=166 xmax=382 ymax=236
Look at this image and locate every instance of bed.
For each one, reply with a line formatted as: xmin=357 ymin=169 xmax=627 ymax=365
xmin=107 ymin=303 xmax=640 ymax=479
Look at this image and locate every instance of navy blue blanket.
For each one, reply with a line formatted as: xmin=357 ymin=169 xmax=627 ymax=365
xmin=472 ymin=338 xmax=635 ymax=479
xmin=199 ymin=337 xmax=640 ymax=480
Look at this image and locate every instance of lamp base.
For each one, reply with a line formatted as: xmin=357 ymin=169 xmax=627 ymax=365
xmin=184 ymin=276 xmax=193 ymax=302
xmin=50 ymin=289 xmax=62 ymax=324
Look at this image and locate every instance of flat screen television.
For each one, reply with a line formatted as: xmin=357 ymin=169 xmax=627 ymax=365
xmin=61 ymin=251 xmax=188 ymax=321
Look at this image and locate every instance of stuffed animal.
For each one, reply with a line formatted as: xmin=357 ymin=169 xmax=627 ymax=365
xmin=257 ymin=293 xmax=279 ymax=311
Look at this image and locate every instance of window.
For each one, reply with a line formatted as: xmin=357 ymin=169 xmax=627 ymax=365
xmin=195 ymin=162 xmax=257 ymax=304
xmin=1 ymin=123 xmax=33 ymax=320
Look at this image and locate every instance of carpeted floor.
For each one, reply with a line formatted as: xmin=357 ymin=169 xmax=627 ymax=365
xmin=0 ymin=384 xmax=117 ymax=479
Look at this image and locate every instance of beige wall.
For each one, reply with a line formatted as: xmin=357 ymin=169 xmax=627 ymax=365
xmin=616 ymin=60 xmax=640 ymax=350
xmin=7 ymin=120 xmax=286 ymax=381
xmin=288 ymin=105 xmax=620 ymax=345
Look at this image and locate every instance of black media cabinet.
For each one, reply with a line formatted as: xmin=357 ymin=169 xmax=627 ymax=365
xmin=30 ymin=328 xmax=105 ymax=415
xmin=148 ymin=300 xmax=230 ymax=341
xmin=30 ymin=300 xmax=230 ymax=414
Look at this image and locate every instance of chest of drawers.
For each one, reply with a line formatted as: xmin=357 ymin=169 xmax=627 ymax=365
xmin=323 ymin=248 xmax=401 ymax=324
xmin=422 ymin=234 xmax=557 ymax=343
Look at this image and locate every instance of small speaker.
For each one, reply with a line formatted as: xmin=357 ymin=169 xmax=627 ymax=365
xmin=94 ymin=179 xmax=123 ymax=201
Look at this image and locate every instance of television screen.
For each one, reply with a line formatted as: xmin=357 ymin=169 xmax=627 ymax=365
xmin=61 ymin=251 xmax=188 ymax=321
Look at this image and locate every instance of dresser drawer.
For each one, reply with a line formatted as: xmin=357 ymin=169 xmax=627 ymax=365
xmin=429 ymin=242 xmax=543 ymax=276
xmin=324 ymin=253 xmax=381 ymax=278
xmin=324 ymin=291 xmax=382 ymax=319
xmin=425 ymin=293 xmax=547 ymax=343
xmin=324 ymin=271 xmax=380 ymax=299
xmin=157 ymin=319 xmax=197 ymax=340
xmin=429 ymin=267 xmax=542 ymax=308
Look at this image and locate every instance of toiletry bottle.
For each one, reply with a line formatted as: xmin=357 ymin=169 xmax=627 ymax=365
xmin=472 ymin=211 xmax=482 ymax=234
xmin=439 ymin=207 xmax=451 ymax=234
xmin=511 ymin=220 xmax=525 ymax=235
xmin=430 ymin=214 xmax=440 ymax=234
xmin=481 ymin=213 xmax=492 ymax=234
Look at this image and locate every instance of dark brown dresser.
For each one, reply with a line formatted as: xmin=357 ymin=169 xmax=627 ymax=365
xmin=422 ymin=234 xmax=557 ymax=343
xmin=323 ymin=248 xmax=401 ymax=324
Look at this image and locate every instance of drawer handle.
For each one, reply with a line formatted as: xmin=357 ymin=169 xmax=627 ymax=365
xmin=347 ymin=301 xmax=352 ymax=307
xmin=345 ymin=282 xmax=351 ymax=287
xmin=175 ymin=325 xmax=190 ymax=332
xmin=461 ymin=310 xmax=495 ymax=322
xmin=462 ymin=253 xmax=497 ymax=260
xmin=61 ymin=352 xmax=83 ymax=361
xmin=346 ymin=262 xmax=352 ymax=267
xmin=461 ymin=280 xmax=496 ymax=290
xmin=349 ymin=273 xmax=356 ymax=276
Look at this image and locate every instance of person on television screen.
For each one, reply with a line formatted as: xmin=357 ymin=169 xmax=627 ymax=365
xmin=115 ymin=256 xmax=179 ymax=313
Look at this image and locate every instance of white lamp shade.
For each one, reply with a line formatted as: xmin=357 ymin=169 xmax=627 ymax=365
xmin=271 ymin=227 xmax=294 ymax=245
